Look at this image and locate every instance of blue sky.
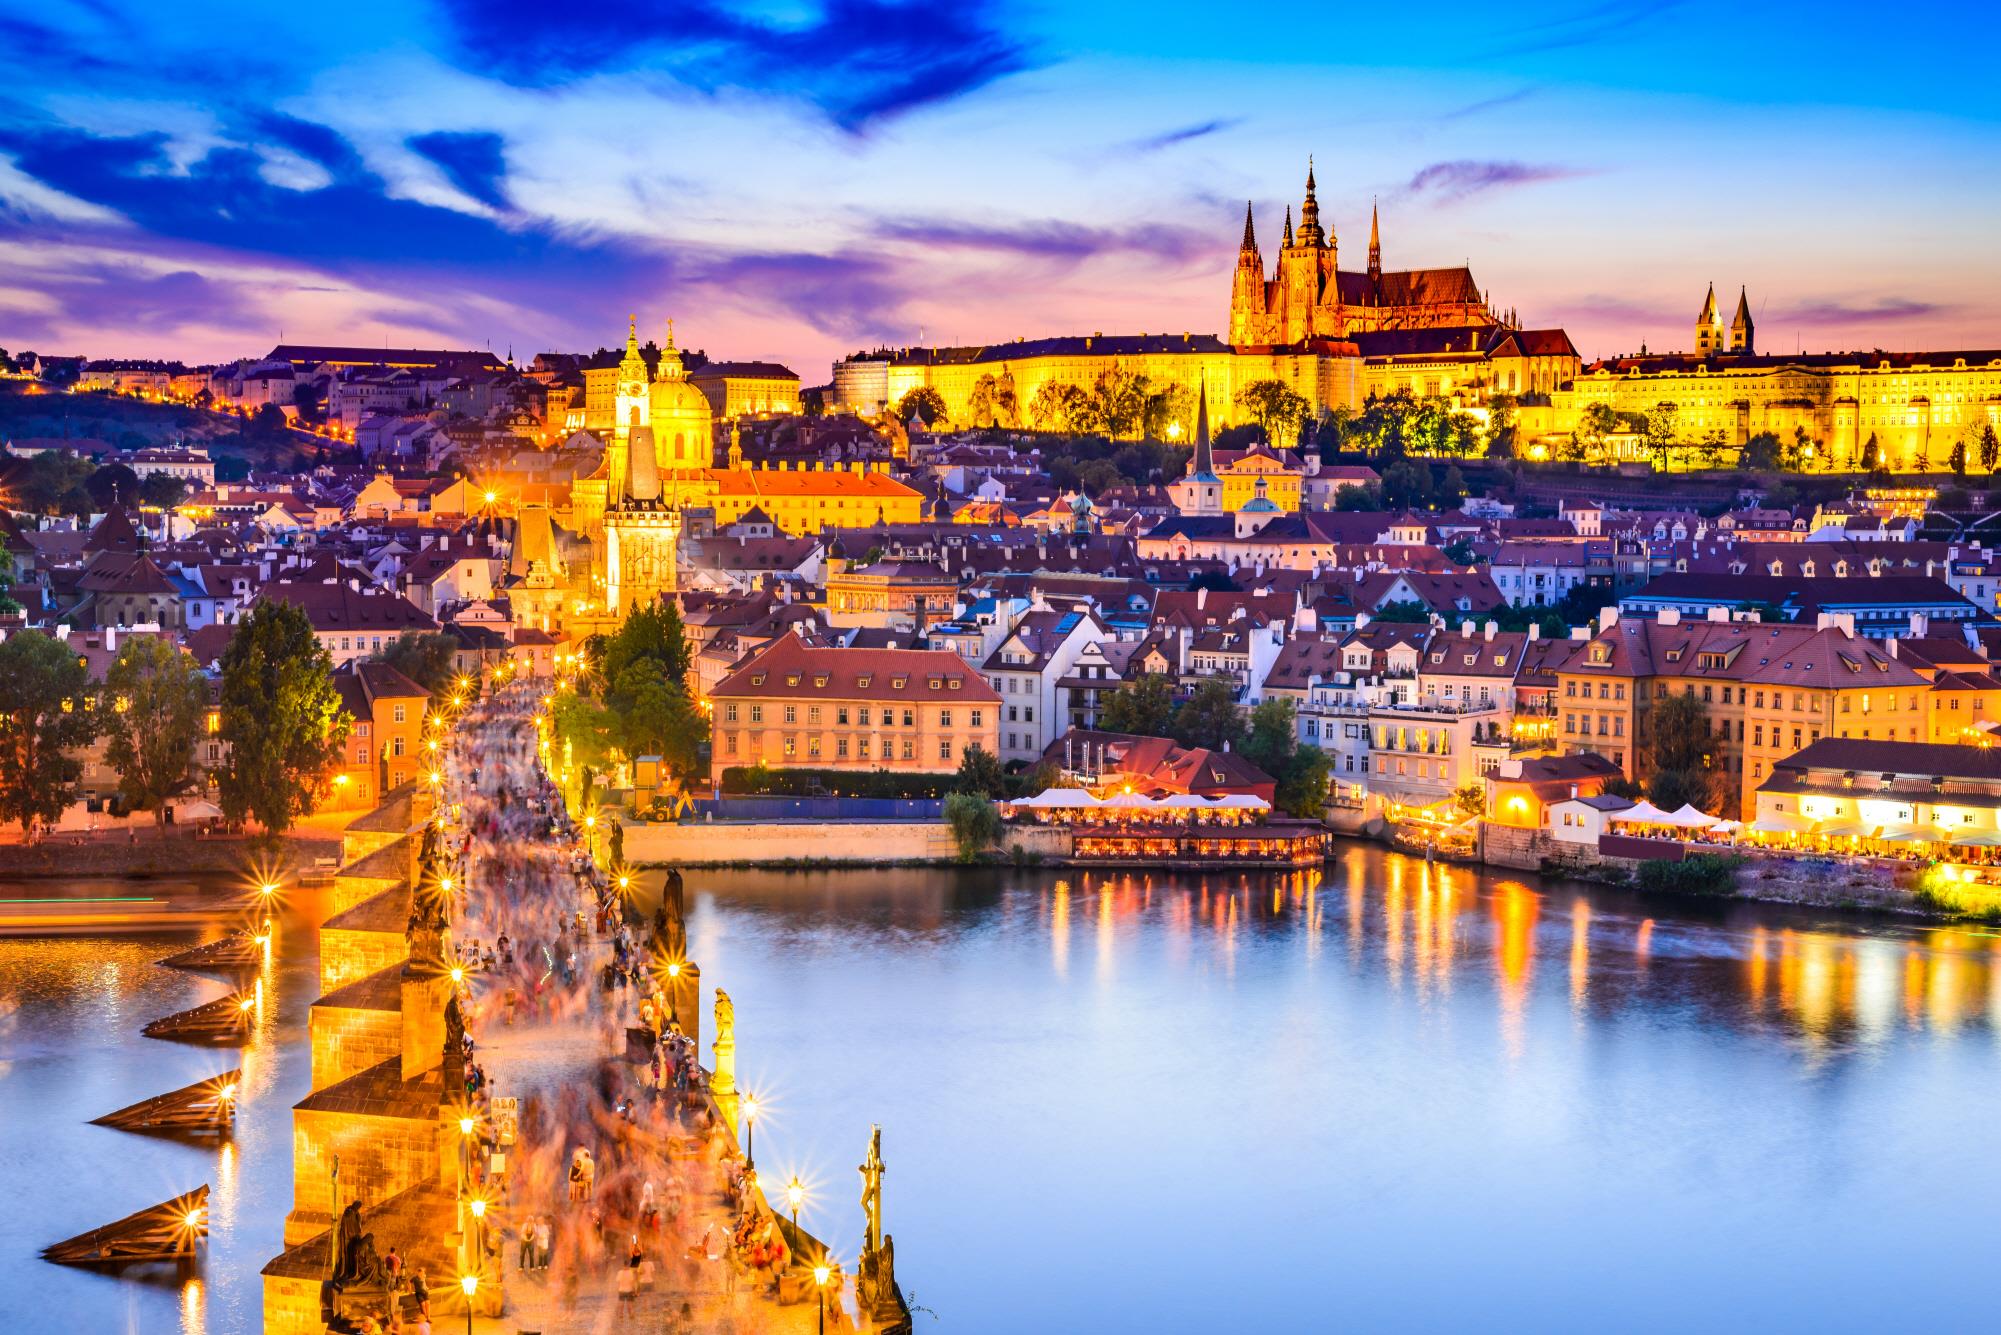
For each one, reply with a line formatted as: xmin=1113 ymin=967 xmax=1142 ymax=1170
xmin=1 ymin=0 xmax=1997 ymax=379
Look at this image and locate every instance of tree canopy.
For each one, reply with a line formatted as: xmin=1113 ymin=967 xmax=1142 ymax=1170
xmin=103 ymin=636 xmax=209 ymax=826
xmin=215 ymin=601 xmax=349 ymax=838
xmin=372 ymin=630 xmax=461 ymax=698
xmin=1098 ymin=673 xmax=1176 ymax=738
xmin=0 ymin=630 xmax=100 ymax=839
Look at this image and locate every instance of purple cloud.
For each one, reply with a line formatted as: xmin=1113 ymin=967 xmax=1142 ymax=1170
xmin=675 ymin=249 xmax=917 ymax=341
xmin=1402 ymin=159 xmax=1586 ymax=203
xmin=1123 ymin=119 xmax=1241 ymax=153
xmin=1778 ymin=298 xmax=1945 ymax=324
xmin=1 ymin=262 xmax=262 ymax=344
xmin=872 ymin=216 xmax=1212 ymax=266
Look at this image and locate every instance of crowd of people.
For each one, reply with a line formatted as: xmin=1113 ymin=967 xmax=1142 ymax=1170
xmin=423 ymin=676 xmax=832 ymax=1327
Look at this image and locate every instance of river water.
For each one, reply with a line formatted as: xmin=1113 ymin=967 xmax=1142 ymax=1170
xmin=3 ymin=849 xmax=1998 ymax=1332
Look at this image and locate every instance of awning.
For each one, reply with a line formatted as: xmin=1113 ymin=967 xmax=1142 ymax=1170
xmin=1668 ymin=804 xmax=1720 ymax=828
xmin=1210 ymin=793 xmax=1272 ymax=811
xmin=1615 ymin=800 xmax=1680 ymax=825
xmin=1879 ymin=830 xmax=1932 ymax=843
xmin=1747 ymin=815 xmax=1812 ymax=834
xmin=1009 ymin=789 xmax=1101 ymax=809
xmin=1816 ymin=822 xmax=1868 ymax=838
xmin=175 ymin=799 xmax=223 ymax=819
xmin=1943 ymin=831 xmax=2001 ymax=847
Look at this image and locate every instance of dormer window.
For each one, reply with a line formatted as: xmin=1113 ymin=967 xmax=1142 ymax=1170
xmin=857 ymin=675 xmax=872 ymax=688
xmin=786 ymin=673 xmax=801 ymax=686
xmin=750 ymin=673 xmax=766 ymax=686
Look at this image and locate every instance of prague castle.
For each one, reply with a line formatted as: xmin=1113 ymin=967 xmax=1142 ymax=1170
xmin=1227 ymin=162 xmax=1495 ymax=347
xmin=831 ymin=163 xmax=1552 ymax=432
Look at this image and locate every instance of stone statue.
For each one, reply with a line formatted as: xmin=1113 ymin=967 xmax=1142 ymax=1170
xmin=660 ymin=868 xmax=688 ymax=961
xmin=710 ymin=988 xmax=736 ymax=1104
xmin=329 ymin=1200 xmax=381 ymax=1289
xmin=859 ymin=1125 xmax=884 ymax=1256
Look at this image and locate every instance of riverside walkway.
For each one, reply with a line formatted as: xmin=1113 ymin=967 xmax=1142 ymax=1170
xmin=440 ymin=682 xmax=863 ymax=1333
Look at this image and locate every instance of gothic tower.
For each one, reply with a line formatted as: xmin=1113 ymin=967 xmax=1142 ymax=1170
xmin=1730 ymin=287 xmax=1755 ymax=353
xmin=1228 ymin=202 xmax=1266 ymax=347
xmin=1695 ymin=284 xmax=1725 ymax=356
xmin=1367 ymin=199 xmax=1382 ymax=289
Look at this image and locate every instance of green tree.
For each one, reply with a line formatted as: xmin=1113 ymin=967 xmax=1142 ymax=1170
xmin=1643 ymin=401 xmax=1679 ymax=469
xmin=215 ymin=601 xmax=350 ymax=839
xmin=1742 ymin=431 xmax=1782 ymax=472
xmin=954 ymin=743 xmax=1008 ymax=797
xmin=944 ymin=791 xmax=1002 ymax=862
xmin=1142 ymin=383 xmax=1194 ymax=442
xmin=610 ymin=659 xmax=708 ymax=778
xmin=102 ymin=636 xmax=208 ymax=826
xmin=1333 ymin=483 xmax=1382 ymax=511
xmin=18 ymin=450 xmax=95 ymax=516
xmin=1859 ymin=432 xmax=1881 ymax=473
xmin=373 ymin=630 xmax=461 ymax=698
xmin=1028 ymin=380 xmax=1095 ymax=433
xmin=1484 ymin=394 xmax=1518 ymax=458
xmin=1091 ymin=365 xmax=1151 ymax=439
xmin=1379 ymin=459 xmax=1435 ymax=509
xmin=1240 ymin=697 xmax=1299 ymax=779
xmin=894 ymin=386 xmax=948 ymax=428
xmin=1577 ymin=402 xmax=1620 ymax=462
xmin=1370 ymin=599 xmax=1433 ymax=624
xmin=1453 ymin=782 xmax=1487 ymax=820
xmin=1275 ymin=744 xmax=1332 ymax=819
xmin=1949 ymin=434 xmax=1969 ymax=478
xmin=550 ymin=689 xmax=616 ymax=771
xmin=0 ymin=630 xmax=100 ymax=840
xmin=1098 ymin=673 xmax=1177 ymax=737
xmin=87 ymin=462 xmax=142 ymax=511
xmin=1234 ymin=379 xmax=1311 ymax=444
xmin=1979 ymin=425 xmax=2000 ymax=474
xmin=1641 ymin=691 xmax=1720 ymax=811
xmin=1172 ymin=675 xmax=1245 ymax=752
xmin=966 ymin=373 xmax=1019 ymax=429
xmin=140 ymin=471 xmax=189 ymax=509
xmin=600 ymin=602 xmax=692 ymax=694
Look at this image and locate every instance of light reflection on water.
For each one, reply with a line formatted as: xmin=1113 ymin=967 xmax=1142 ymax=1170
xmin=3 ymin=851 xmax=1999 ymax=1332
xmin=687 ymin=848 xmax=2001 ymax=1334
xmin=0 ymin=876 xmax=325 ymax=1335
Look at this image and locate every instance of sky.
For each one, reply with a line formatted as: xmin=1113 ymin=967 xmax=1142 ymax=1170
xmin=2 ymin=0 xmax=1999 ymax=381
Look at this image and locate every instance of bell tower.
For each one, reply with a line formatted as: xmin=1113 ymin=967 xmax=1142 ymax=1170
xmin=1228 ymin=201 xmax=1266 ymax=347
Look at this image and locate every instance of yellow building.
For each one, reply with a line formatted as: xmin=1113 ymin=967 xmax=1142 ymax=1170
xmin=1215 ymin=444 xmax=1303 ymax=512
xmin=690 ymin=361 xmax=800 ymax=419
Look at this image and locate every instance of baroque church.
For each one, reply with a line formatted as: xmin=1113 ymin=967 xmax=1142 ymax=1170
xmin=1227 ymin=162 xmax=1502 ymax=348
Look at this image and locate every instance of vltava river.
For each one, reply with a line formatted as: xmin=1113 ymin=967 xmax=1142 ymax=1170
xmin=3 ymin=848 xmax=1998 ymax=1332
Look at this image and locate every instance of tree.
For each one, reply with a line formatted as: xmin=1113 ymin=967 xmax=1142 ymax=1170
xmin=1484 ymin=394 xmax=1518 ymax=458
xmin=954 ymin=744 xmax=1008 ymax=797
xmin=215 ymin=600 xmax=349 ymax=839
xmin=1641 ymin=691 xmax=1720 ymax=811
xmin=1370 ymin=599 xmax=1434 ymax=623
xmin=1577 ymin=402 xmax=1620 ymax=462
xmin=249 ymin=403 xmax=290 ymax=439
xmin=1099 ymin=673 xmax=1177 ymax=738
xmin=1276 ymin=745 xmax=1332 ymax=819
xmin=894 ymin=386 xmax=947 ymax=428
xmin=1240 ymin=698 xmax=1298 ymax=779
xmin=0 ymin=630 xmax=100 ymax=840
xmin=373 ymin=631 xmax=461 ymax=698
xmin=610 ymin=659 xmax=707 ymax=777
xmin=600 ymin=602 xmax=692 ymax=695
xmin=1693 ymin=428 xmax=1729 ymax=470
xmin=102 ymin=636 xmax=208 ymax=826
xmin=1642 ymin=401 xmax=1679 ymax=469
xmin=550 ymin=689 xmax=616 ymax=771
xmin=1172 ymin=675 xmax=1245 ymax=752
xmin=943 ymin=791 xmax=1003 ymax=863
xmin=1090 ymin=365 xmax=1151 ymax=439
xmin=1859 ymin=432 xmax=1881 ymax=474
xmin=140 ymin=471 xmax=189 ymax=509
xmin=1333 ymin=483 xmax=1382 ymax=511
xmin=18 ymin=450 xmax=95 ymax=516
xmin=1379 ymin=459 xmax=1435 ymax=509
xmin=1234 ymin=379 xmax=1311 ymax=444
xmin=1781 ymin=426 xmax=1816 ymax=474
xmin=1980 ymin=425 xmax=2000 ymax=475
xmin=1142 ymin=383 xmax=1194 ymax=442
xmin=87 ymin=462 xmax=142 ymax=511
xmin=965 ymin=373 xmax=1020 ymax=429
xmin=1453 ymin=782 xmax=1487 ymax=820
xmin=1949 ymin=434 xmax=1969 ymax=478
xmin=1742 ymin=431 xmax=1782 ymax=472
xmin=1028 ymin=380 xmax=1094 ymax=433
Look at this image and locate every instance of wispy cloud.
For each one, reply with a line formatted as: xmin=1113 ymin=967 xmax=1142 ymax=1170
xmin=1440 ymin=88 xmax=1537 ymax=121
xmin=408 ymin=131 xmax=511 ymax=212
xmin=433 ymin=0 xmax=1038 ymax=131
xmin=873 ymin=216 xmax=1212 ymax=266
xmin=1123 ymin=118 xmax=1241 ymax=153
xmin=1401 ymin=159 xmax=1587 ymax=203
xmin=1492 ymin=0 xmax=1687 ymax=57
xmin=1779 ymin=297 xmax=1945 ymax=325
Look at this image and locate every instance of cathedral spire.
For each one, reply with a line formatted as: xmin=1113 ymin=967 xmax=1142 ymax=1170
xmin=1367 ymin=198 xmax=1382 ymax=284
xmin=1731 ymin=286 xmax=1755 ymax=353
xmin=1240 ymin=200 xmax=1258 ymax=253
xmin=1192 ymin=378 xmax=1214 ymax=479
xmin=1296 ymin=156 xmax=1325 ymax=248
xmin=1282 ymin=204 xmax=1293 ymax=248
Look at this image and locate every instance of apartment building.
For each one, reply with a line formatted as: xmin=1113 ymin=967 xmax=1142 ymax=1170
xmin=709 ymin=632 xmax=1001 ymax=781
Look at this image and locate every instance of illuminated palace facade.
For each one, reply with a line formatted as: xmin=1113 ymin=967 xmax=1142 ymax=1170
xmin=832 ymin=164 xmax=1548 ymax=430
xmin=1532 ymin=289 xmax=2001 ymax=469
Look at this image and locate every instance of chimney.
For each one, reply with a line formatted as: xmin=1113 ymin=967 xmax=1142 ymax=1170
xmin=1658 ymin=608 xmax=1679 ymax=626
xmin=1461 ymin=620 xmax=1474 ymax=638
xmin=1527 ymin=624 xmax=1541 ymax=641
xmin=1484 ymin=621 xmax=1497 ymax=640
xmin=1598 ymin=606 xmax=1620 ymax=631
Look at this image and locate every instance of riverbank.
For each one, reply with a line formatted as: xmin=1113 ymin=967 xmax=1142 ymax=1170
xmin=0 ymin=830 xmax=339 ymax=879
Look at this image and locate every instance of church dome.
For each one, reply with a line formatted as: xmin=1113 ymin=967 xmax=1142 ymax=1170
xmin=648 ymin=332 xmax=713 ymax=470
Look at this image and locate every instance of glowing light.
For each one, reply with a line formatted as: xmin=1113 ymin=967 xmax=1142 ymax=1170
xmin=260 ymin=882 xmax=278 ymax=897
xmin=218 ymin=1082 xmax=237 ymax=1101
xmin=483 ymin=490 xmax=497 ymax=504
xmin=440 ymin=876 xmax=455 ymax=894
xmin=460 ymin=1274 xmax=478 ymax=1297
xmin=237 ymin=997 xmax=255 ymax=1012
xmin=459 ymin=1116 xmax=475 ymax=1136
xmin=450 ymin=966 xmax=465 ymax=984
xmin=814 ymin=1264 xmax=831 ymax=1287
xmin=469 ymin=1197 xmax=486 ymax=1218
xmin=785 ymin=1176 xmax=805 ymax=1214
xmin=184 ymin=1208 xmax=204 ymax=1230
xmin=666 ymin=962 xmax=681 ymax=979
xmin=618 ymin=875 xmax=630 ymax=890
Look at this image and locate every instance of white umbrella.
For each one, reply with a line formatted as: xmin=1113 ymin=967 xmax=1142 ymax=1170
xmin=1212 ymin=793 xmax=1271 ymax=810
xmin=1156 ymin=793 xmax=1213 ymax=809
xmin=1613 ymin=800 xmax=1678 ymax=825
xmin=176 ymin=799 xmax=223 ymax=819
xmin=1667 ymin=803 xmax=1719 ymax=828
xmin=1102 ymin=791 xmax=1156 ymax=809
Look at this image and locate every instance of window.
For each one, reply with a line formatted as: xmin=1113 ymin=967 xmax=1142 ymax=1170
xmin=725 ymin=703 xmax=739 ymax=723
xmin=836 ymin=738 xmax=848 ymax=758
xmin=808 ymin=706 xmax=821 ymax=724
xmin=970 ymin=710 xmax=983 ymax=727
xmin=784 ymin=705 xmax=797 ymax=724
xmin=858 ymin=738 xmax=870 ymax=759
xmin=859 ymin=707 xmax=872 ymax=725
xmin=902 ymin=739 xmax=914 ymax=760
xmin=750 ymin=705 xmax=763 ymax=724
xmin=940 ymin=739 xmax=952 ymax=760
xmin=940 ymin=710 xmax=952 ymax=728
xmin=725 ymin=732 xmax=737 ymax=755
xmin=393 ymin=704 xmax=406 ymax=724
xmin=808 ymin=736 xmax=821 ymax=758
xmin=1023 ymin=707 xmax=1033 ymax=722
xmin=837 ymin=707 xmax=849 ymax=725
xmin=902 ymin=708 xmax=914 ymax=727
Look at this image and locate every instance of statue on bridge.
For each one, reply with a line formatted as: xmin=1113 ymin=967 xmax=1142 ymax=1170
xmin=857 ymin=1124 xmax=904 ymax=1323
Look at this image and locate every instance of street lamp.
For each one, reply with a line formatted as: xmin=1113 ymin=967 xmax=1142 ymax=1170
xmin=459 ymin=1273 xmax=477 ymax=1335
xmin=740 ymin=1093 xmax=758 ymax=1167
xmin=815 ymin=1262 xmax=831 ymax=1335
xmin=785 ymin=1175 xmax=804 ymax=1229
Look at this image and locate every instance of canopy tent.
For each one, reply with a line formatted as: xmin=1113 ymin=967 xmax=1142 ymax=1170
xmin=1709 ymin=820 xmax=1742 ymax=835
xmin=1667 ymin=804 xmax=1720 ymax=828
xmin=1611 ymin=801 xmax=1680 ymax=825
xmin=1816 ymin=822 xmax=1870 ymax=838
xmin=1155 ymin=793 xmax=1214 ymax=809
xmin=174 ymin=799 xmax=223 ymax=820
xmin=1101 ymin=791 xmax=1156 ymax=810
xmin=1879 ymin=830 xmax=1932 ymax=843
xmin=1942 ymin=831 xmax=2001 ymax=847
xmin=1011 ymin=790 xmax=1101 ymax=809
xmin=1211 ymin=793 xmax=1272 ymax=811
xmin=1746 ymin=814 xmax=1812 ymax=835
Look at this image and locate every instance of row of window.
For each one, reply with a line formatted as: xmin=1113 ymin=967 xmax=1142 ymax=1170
xmin=720 ymin=732 xmax=956 ymax=762
xmin=723 ymin=703 xmax=984 ymax=728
